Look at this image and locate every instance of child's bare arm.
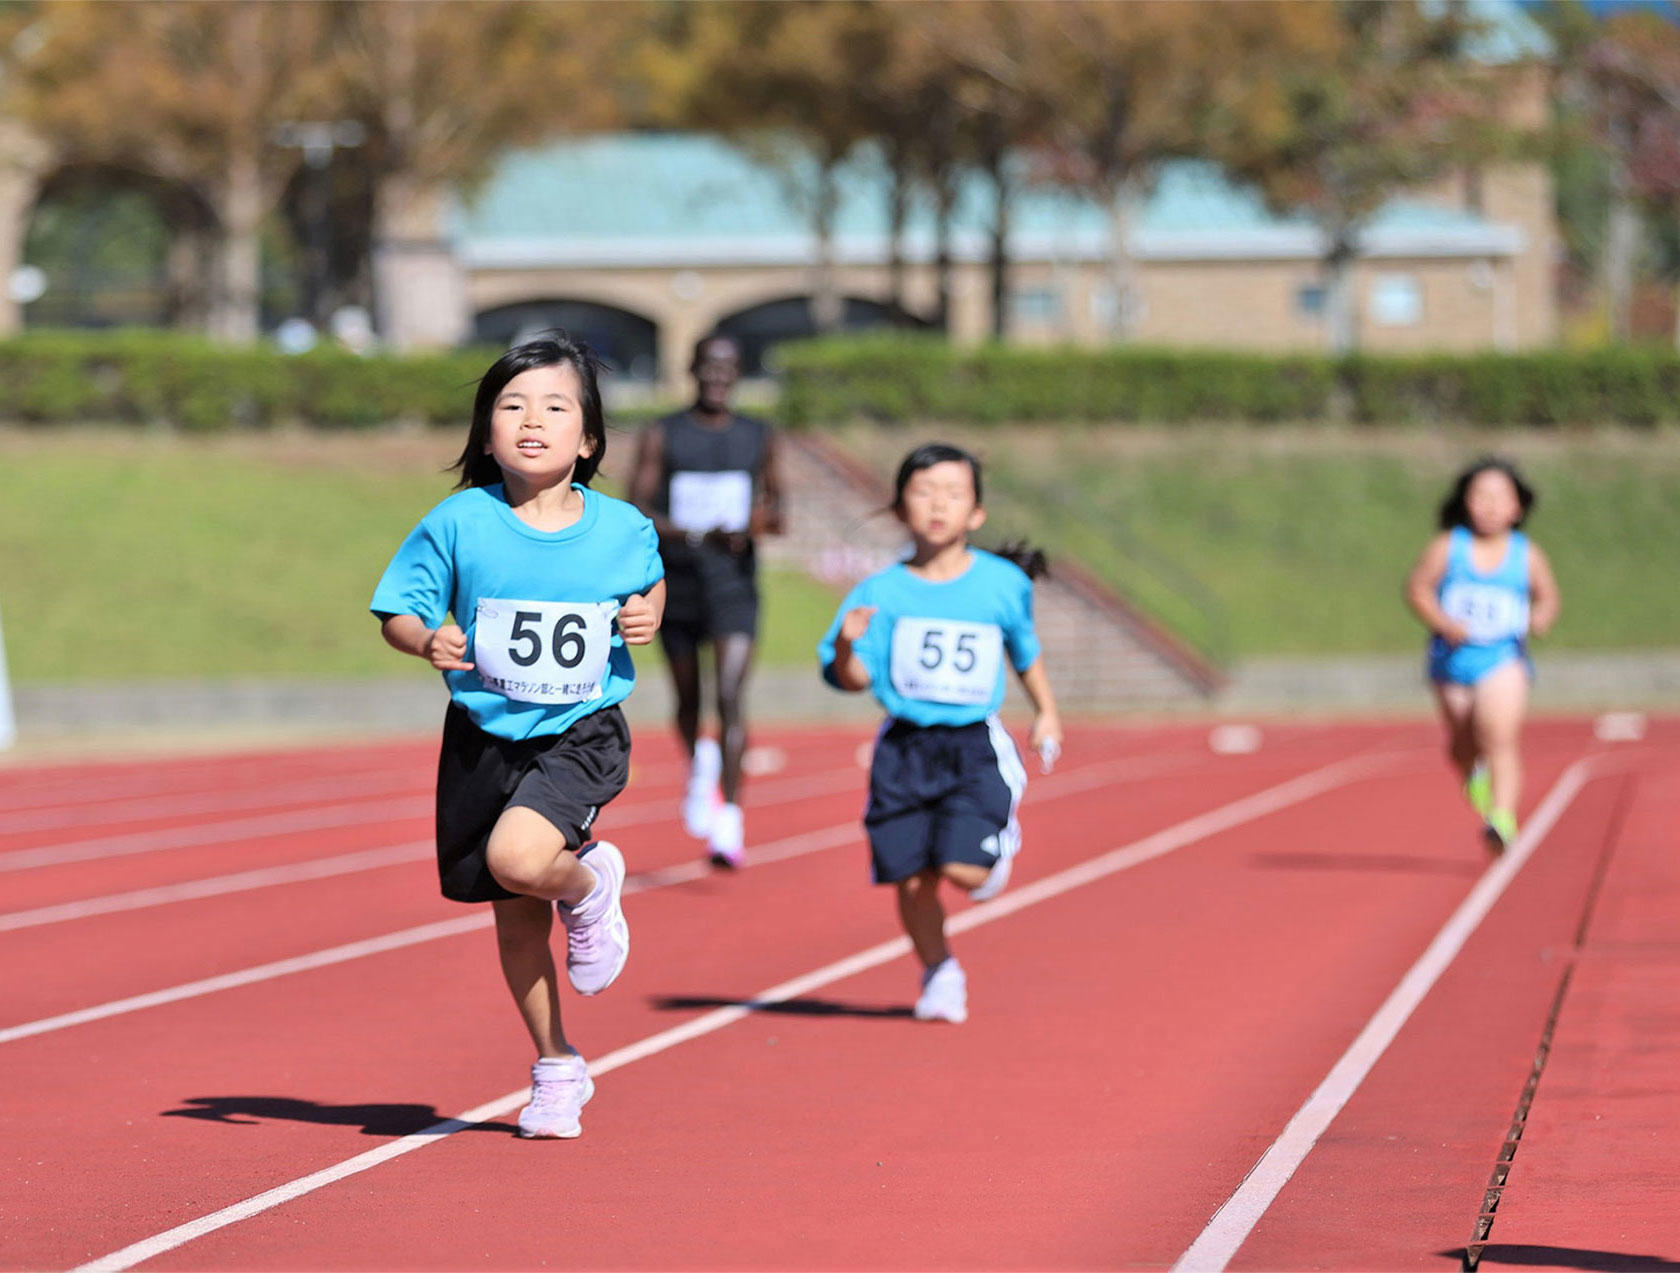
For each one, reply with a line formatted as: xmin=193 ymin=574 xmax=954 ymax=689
xmin=1016 ymin=657 xmax=1063 ymax=765
xmin=1528 ymin=544 xmax=1561 ymax=637
xmin=380 ymin=614 xmax=473 ymax=671
xmin=1403 ymin=533 xmax=1469 ymax=645
xmin=826 ymin=605 xmax=876 ymax=692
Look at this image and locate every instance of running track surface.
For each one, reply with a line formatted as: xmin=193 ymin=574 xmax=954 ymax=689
xmin=3 ymin=716 xmax=1678 ymax=1272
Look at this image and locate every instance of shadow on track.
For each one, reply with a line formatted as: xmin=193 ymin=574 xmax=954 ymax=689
xmin=650 ymin=994 xmax=913 ymax=1019
xmin=1440 ymin=1247 xmax=1680 ymax=1272
xmin=161 ymin=1096 xmax=517 ymax=1137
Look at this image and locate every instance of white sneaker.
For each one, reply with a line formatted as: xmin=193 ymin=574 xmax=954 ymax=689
xmin=708 ymin=802 xmax=744 ymax=869
xmin=913 ymin=958 xmax=967 ymax=1023
xmin=683 ymin=738 xmax=722 ymax=839
xmin=558 ymin=841 xmax=629 ymax=995
xmin=517 ymin=1055 xmax=594 ymax=1139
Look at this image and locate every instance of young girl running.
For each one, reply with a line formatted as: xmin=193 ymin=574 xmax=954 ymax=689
xmin=1405 ymin=457 xmax=1559 ymax=854
xmin=371 ymin=334 xmax=665 ymax=1139
xmin=818 ymin=443 xmax=1062 ymax=1024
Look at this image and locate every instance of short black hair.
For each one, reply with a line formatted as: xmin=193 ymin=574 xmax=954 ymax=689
xmin=452 ymin=332 xmax=607 ymax=490
xmin=1438 ymin=456 xmax=1536 ymax=530
xmin=892 ymin=442 xmax=983 ymax=508
xmin=890 ymin=442 xmax=1048 ymax=579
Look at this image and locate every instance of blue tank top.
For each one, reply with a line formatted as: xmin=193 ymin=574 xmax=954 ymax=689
xmin=1436 ymin=526 xmax=1530 ymax=646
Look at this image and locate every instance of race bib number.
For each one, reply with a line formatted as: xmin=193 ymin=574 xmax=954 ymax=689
xmin=669 ymin=470 xmax=753 ymax=534
xmin=474 ymin=599 xmax=618 ymax=705
xmin=1441 ymin=582 xmax=1528 ymax=644
xmin=890 ymin=618 xmax=1004 ymax=706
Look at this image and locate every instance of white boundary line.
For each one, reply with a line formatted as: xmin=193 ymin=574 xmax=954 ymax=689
xmin=1171 ymin=753 xmax=1604 ymax=1273
xmin=0 ymin=747 xmax=1215 ymax=934
xmin=72 ymin=750 xmax=1387 ymax=1273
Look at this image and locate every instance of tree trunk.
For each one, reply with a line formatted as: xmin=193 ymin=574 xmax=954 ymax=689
xmin=987 ymin=147 xmax=1011 ymax=341
xmin=933 ymin=172 xmax=956 ymax=335
xmin=886 ymin=142 xmax=910 ymax=322
xmin=809 ymin=160 xmax=843 ymax=334
xmin=1604 ymin=142 xmax=1638 ymax=343
xmin=210 ymin=148 xmax=264 ymax=343
xmin=1324 ymin=233 xmax=1357 ymax=355
xmin=1105 ymin=173 xmax=1146 ymax=340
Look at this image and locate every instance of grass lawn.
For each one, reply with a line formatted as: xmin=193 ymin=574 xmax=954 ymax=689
xmin=0 ymin=427 xmax=840 ymax=683
xmin=825 ymin=423 xmax=1680 ymax=659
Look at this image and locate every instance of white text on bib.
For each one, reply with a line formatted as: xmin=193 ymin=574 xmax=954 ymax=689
xmin=1441 ymin=581 xmax=1528 ymax=644
xmin=669 ymin=470 xmax=753 ymax=534
xmin=890 ymin=618 xmax=1004 ymax=706
xmin=474 ymin=599 xmax=618 ymax=704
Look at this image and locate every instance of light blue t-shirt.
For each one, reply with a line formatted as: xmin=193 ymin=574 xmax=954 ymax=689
xmin=371 ymin=484 xmax=664 ymax=741
xmin=817 ymin=549 xmax=1042 ymax=727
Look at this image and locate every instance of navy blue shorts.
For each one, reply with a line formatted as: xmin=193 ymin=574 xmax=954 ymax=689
xmin=864 ymin=717 xmax=1025 ymax=885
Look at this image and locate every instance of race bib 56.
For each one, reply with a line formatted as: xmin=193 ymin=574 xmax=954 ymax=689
xmin=889 ymin=618 xmax=1004 ymax=706
xmin=474 ymin=599 xmax=618 ymax=705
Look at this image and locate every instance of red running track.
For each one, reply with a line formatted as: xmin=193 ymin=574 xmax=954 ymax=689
xmin=2 ymin=716 xmax=1676 ymax=1272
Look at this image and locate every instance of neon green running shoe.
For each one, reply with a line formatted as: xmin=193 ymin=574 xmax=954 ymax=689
xmin=1484 ymin=808 xmax=1518 ymax=854
xmin=1464 ymin=763 xmax=1492 ymax=819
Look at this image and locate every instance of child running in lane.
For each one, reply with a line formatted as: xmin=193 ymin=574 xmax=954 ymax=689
xmin=371 ymin=334 xmax=665 ymax=1139
xmin=1405 ymin=457 xmax=1559 ymax=854
xmin=819 ymin=443 xmax=1062 ymax=1024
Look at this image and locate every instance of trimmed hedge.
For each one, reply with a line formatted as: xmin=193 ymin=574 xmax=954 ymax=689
xmin=777 ymin=335 xmax=1680 ymax=427
xmin=0 ymin=330 xmax=499 ymax=430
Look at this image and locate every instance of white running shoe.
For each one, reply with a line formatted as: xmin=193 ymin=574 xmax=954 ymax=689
xmin=558 ymin=841 xmax=629 ymax=995
xmin=683 ymin=738 xmax=722 ymax=839
xmin=708 ymin=801 xmax=745 ymax=869
xmin=517 ymin=1055 xmax=594 ymax=1139
xmin=913 ymin=958 xmax=968 ymax=1024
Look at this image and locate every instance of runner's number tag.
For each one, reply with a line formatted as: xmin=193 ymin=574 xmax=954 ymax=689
xmin=890 ymin=618 xmax=1003 ymax=705
xmin=474 ymin=599 xmax=618 ymax=705
xmin=1440 ymin=582 xmax=1528 ymax=644
xmin=669 ymin=470 xmax=753 ymax=534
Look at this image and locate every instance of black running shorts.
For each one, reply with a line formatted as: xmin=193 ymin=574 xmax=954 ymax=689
xmin=433 ymin=703 xmax=631 ymax=903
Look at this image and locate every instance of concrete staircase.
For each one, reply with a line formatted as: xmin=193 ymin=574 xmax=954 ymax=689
xmin=762 ymin=434 xmax=1222 ymax=711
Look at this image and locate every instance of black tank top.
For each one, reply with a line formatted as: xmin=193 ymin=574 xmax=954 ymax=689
xmin=653 ymin=411 xmax=771 ymax=529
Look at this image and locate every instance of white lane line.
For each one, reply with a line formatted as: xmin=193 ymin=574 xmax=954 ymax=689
xmin=1171 ymin=753 xmax=1604 ymax=1273
xmin=0 ymin=773 xmax=432 ymax=837
xmin=0 ymin=843 xmax=435 ymax=933
xmin=71 ymin=750 xmax=1386 ymax=1273
xmin=0 ymin=765 xmax=861 ymax=875
xmin=0 ymin=745 xmax=1229 ymax=933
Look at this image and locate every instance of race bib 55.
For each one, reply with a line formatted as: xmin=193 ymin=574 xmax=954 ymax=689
xmin=889 ymin=618 xmax=1004 ymax=706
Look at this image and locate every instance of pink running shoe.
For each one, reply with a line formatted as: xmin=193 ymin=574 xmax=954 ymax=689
xmin=558 ymin=841 xmax=629 ymax=995
xmin=517 ymin=1055 xmax=594 ymax=1139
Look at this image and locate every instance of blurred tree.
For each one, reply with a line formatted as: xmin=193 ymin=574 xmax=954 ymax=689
xmin=4 ymin=0 xmax=335 ymax=341
xmin=1205 ymin=1 xmax=1498 ymax=353
xmin=644 ymin=1 xmax=888 ymax=334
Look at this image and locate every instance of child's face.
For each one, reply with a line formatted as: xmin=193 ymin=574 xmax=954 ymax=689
xmin=1464 ymin=469 xmax=1521 ymax=536
xmin=895 ymin=460 xmax=986 ymax=549
xmin=485 ymin=363 xmax=594 ymax=485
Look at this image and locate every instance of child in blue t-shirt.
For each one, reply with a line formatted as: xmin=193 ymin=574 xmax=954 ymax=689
xmin=371 ymin=333 xmax=666 ymax=1139
xmin=819 ymin=443 xmax=1062 ymax=1024
xmin=1404 ymin=457 xmax=1559 ymax=854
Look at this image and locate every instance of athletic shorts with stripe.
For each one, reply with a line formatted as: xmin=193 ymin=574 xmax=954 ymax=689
xmin=433 ymin=703 xmax=631 ymax=903
xmin=864 ymin=716 xmax=1025 ymax=885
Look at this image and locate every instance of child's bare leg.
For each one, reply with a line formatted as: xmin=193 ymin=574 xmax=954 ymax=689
xmin=941 ymin=862 xmax=987 ymax=892
xmin=896 ymin=870 xmax=951 ymax=968
xmin=1432 ymin=681 xmax=1479 ymax=778
xmin=491 ymin=895 xmax=574 ymax=1058
xmin=1472 ymin=660 xmax=1529 ymax=815
xmin=485 ymin=807 xmax=597 ymax=904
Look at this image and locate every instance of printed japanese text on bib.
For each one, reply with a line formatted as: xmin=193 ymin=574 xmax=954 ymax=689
xmin=1441 ymin=581 xmax=1528 ymax=644
xmin=669 ymin=470 xmax=752 ymax=533
xmin=474 ymin=599 xmax=618 ymax=704
xmin=889 ymin=618 xmax=1004 ymax=706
